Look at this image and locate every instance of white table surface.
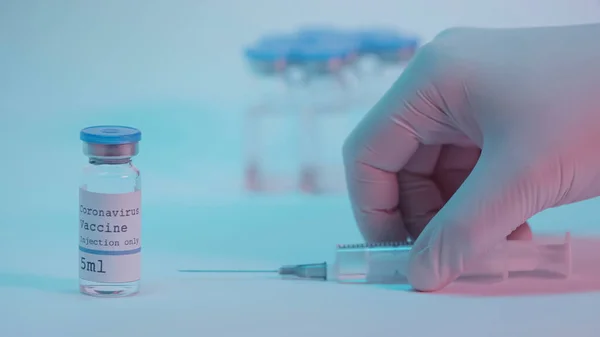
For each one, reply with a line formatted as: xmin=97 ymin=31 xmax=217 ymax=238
xmin=2 ymin=195 xmax=600 ymax=337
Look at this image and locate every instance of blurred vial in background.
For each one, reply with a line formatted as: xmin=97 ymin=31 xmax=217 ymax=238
xmin=290 ymin=35 xmax=362 ymax=194
xmin=243 ymin=35 xmax=304 ymax=193
xmin=242 ymin=26 xmax=419 ymax=195
xmin=351 ymin=29 xmax=420 ymax=106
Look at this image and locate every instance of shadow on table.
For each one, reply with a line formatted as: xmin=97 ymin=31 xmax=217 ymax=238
xmin=0 ymin=272 xmax=78 ymax=295
xmin=376 ymin=236 xmax=600 ymax=297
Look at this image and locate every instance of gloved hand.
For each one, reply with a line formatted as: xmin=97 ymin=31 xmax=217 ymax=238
xmin=342 ymin=23 xmax=600 ymax=291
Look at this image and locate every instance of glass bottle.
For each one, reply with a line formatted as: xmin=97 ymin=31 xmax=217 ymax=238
xmin=243 ymin=36 xmax=303 ymax=193
xmin=293 ymin=40 xmax=360 ymax=194
xmin=78 ymin=125 xmax=142 ymax=297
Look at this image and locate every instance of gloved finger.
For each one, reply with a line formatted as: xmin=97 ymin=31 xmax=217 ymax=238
xmin=507 ymin=222 xmax=532 ymax=240
xmin=342 ymin=119 xmax=419 ymax=243
xmin=342 ymin=45 xmax=448 ymax=243
xmin=433 ymin=145 xmax=480 ymax=201
xmin=433 ymin=145 xmax=533 ymax=241
xmin=407 ymin=148 xmax=548 ymax=291
xmin=396 ymin=144 xmax=444 ymax=239
xmin=397 ymin=144 xmax=479 ymax=239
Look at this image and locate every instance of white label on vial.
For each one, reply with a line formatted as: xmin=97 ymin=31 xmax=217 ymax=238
xmin=79 ymin=188 xmax=141 ymax=283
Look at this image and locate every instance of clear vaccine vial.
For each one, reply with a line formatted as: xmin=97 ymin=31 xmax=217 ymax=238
xmin=243 ymin=36 xmax=303 ymax=193
xmin=292 ymin=40 xmax=359 ymax=194
xmin=79 ymin=126 xmax=142 ymax=297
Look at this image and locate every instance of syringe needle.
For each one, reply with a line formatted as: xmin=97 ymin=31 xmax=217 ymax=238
xmin=178 ymin=269 xmax=279 ymax=273
xmin=178 ymin=262 xmax=328 ymax=281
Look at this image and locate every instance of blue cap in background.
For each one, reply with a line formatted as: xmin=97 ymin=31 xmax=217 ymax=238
xmin=288 ymin=39 xmax=356 ymax=63
xmin=80 ymin=126 xmax=142 ymax=145
xmin=354 ymin=29 xmax=419 ymax=53
xmin=244 ymin=45 xmax=289 ymax=62
xmin=244 ymin=26 xmax=419 ymax=66
xmin=244 ymin=34 xmax=295 ymax=62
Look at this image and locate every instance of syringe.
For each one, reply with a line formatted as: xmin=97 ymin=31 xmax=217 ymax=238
xmin=178 ymin=232 xmax=572 ymax=285
xmin=176 ymin=240 xmax=416 ymax=283
xmin=178 ymin=262 xmax=329 ymax=281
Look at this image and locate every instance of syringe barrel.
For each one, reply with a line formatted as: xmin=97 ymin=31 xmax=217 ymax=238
xmin=333 ymin=242 xmax=412 ymax=284
xmin=333 ymin=246 xmax=369 ymax=283
xmin=332 ymin=233 xmax=572 ymax=285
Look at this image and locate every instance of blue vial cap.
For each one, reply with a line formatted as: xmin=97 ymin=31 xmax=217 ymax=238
xmin=244 ymin=45 xmax=290 ymax=62
xmin=355 ymin=29 xmax=418 ymax=52
xmin=80 ymin=125 xmax=142 ymax=145
xmin=244 ymin=34 xmax=295 ymax=62
xmin=296 ymin=27 xmax=363 ymax=49
xmin=289 ymin=40 xmax=357 ymax=62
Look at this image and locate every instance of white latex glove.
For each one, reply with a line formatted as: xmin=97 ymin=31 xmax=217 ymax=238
xmin=342 ymin=23 xmax=600 ymax=291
